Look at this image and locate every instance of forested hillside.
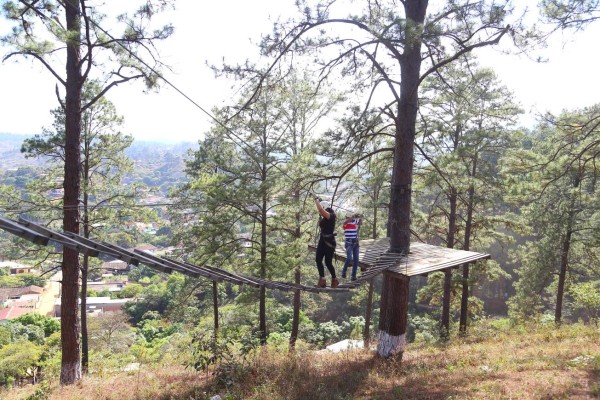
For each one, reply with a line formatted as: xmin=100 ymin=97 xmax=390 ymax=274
xmin=0 ymin=0 xmax=599 ymax=398
xmin=0 ymin=138 xmax=192 ymax=195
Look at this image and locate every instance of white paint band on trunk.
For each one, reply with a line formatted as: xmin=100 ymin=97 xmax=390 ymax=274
xmin=376 ymin=331 xmax=406 ymax=357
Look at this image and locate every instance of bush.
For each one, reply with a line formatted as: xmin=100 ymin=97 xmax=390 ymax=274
xmin=409 ymin=314 xmax=440 ymax=344
xmin=11 ymin=313 xmax=60 ymax=337
xmin=7 ymin=323 xmax=45 ymax=345
xmin=0 ymin=340 xmax=42 ymax=385
xmin=570 ymin=282 xmax=600 ymax=323
xmin=0 ymin=273 xmax=47 ymax=288
xmin=188 ymin=330 xmax=259 ymax=389
xmin=116 ymin=283 xmax=143 ymax=299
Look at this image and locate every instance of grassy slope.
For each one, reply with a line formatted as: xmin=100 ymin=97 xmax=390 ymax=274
xmin=3 ymin=321 xmax=599 ymax=400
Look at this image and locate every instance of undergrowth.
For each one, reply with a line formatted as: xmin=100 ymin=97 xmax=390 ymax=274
xmin=1 ymin=319 xmax=598 ymax=400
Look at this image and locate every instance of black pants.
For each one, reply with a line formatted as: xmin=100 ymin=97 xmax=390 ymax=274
xmin=316 ymin=238 xmax=336 ymax=278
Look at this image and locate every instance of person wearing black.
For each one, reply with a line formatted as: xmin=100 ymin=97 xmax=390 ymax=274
xmin=313 ymin=195 xmax=339 ymax=288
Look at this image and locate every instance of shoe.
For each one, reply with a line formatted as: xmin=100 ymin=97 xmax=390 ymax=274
xmin=316 ymin=278 xmax=326 ymax=288
xmin=351 ymin=276 xmax=357 ymax=282
xmin=341 ymin=271 xmax=347 ymax=279
xmin=331 ymin=278 xmax=339 ymax=288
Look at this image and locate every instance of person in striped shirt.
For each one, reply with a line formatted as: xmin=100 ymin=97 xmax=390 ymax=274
xmin=341 ymin=213 xmax=362 ymax=281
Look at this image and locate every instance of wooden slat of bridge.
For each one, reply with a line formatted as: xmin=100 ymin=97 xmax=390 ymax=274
xmin=2 ymin=216 xmax=489 ymax=291
xmin=310 ymin=237 xmax=490 ymax=278
xmin=0 ymin=217 xmax=50 ymax=246
xmin=0 ymin=216 xmax=351 ymax=293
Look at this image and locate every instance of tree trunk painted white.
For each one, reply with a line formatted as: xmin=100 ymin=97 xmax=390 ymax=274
xmin=377 ymin=272 xmax=410 ymax=358
xmin=377 ymin=332 xmax=406 ymax=357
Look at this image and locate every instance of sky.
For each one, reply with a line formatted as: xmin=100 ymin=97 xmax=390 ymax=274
xmin=0 ymin=0 xmax=599 ymax=143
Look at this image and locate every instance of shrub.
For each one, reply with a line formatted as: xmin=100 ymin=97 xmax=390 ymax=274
xmin=7 ymin=323 xmax=45 ymax=345
xmin=11 ymin=313 xmax=60 ymax=337
xmin=0 ymin=340 xmax=42 ymax=385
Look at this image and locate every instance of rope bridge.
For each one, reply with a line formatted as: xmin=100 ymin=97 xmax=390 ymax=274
xmin=0 ymin=216 xmax=491 ymax=293
xmin=0 ymin=216 xmax=382 ymax=293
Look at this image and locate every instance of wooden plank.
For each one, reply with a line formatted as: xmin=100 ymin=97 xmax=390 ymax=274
xmin=100 ymin=242 xmax=173 ymax=275
xmin=134 ymin=251 xmax=200 ymax=278
xmin=18 ymin=218 xmax=100 ymax=257
xmin=61 ymin=231 xmax=137 ymax=265
xmin=0 ymin=217 xmax=49 ymax=246
xmin=183 ymin=262 xmax=261 ymax=287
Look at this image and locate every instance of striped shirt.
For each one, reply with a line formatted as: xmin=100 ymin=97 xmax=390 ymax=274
xmin=343 ymin=219 xmax=360 ymax=240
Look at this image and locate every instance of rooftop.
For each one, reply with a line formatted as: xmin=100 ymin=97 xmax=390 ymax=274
xmin=0 ymin=306 xmax=33 ymax=320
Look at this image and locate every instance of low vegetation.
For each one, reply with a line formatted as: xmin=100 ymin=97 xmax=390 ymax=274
xmin=1 ymin=319 xmax=598 ymax=400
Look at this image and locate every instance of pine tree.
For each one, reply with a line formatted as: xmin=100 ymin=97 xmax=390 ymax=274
xmin=505 ymin=105 xmax=600 ymax=323
xmin=1 ymin=1 xmax=174 ymax=383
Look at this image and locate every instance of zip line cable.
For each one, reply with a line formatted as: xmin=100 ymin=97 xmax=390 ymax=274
xmin=0 ymin=201 xmax=210 ymax=214
xmin=11 ymin=3 xmax=356 ymax=217
xmin=78 ymin=5 xmax=355 ymax=208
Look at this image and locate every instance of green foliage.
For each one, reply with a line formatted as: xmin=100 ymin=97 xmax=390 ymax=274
xmin=36 ymin=331 xmax=62 ymax=381
xmin=0 ymin=273 xmax=46 ymax=288
xmin=0 ymin=275 xmax=20 ymax=287
xmin=0 ymin=325 xmax=11 ymax=347
xmin=123 ymin=280 xmax=170 ymax=323
xmin=122 ymin=273 xmax=201 ymax=325
xmin=409 ymin=314 xmax=441 ymax=344
xmin=127 ymin=265 xmax=157 ymax=282
xmin=11 ymin=313 xmax=60 ymax=337
xmin=308 ymin=321 xmax=344 ymax=347
xmin=569 ymin=282 xmax=600 ymax=323
xmin=6 ymin=322 xmax=45 ymax=345
xmin=115 ymin=283 xmax=143 ymax=299
xmin=541 ymin=0 xmax=600 ymax=29
xmin=136 ymin=318 xmax=180 ymax=343
xmin=0 ymin=340 xmax=42 ymax=385
xmin=271 ymin=307 xmax=312 ymax=333
xmin=504 ymin=105 xmax=600 ymax=322
xmin=341 ymin=316 xmax=365 ymax=340
xmin=188 ymin=330 xmax=260 ymax=389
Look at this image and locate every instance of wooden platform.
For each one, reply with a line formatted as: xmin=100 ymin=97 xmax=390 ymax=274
xmin=311 ymin=237 xmax=490 ymax=278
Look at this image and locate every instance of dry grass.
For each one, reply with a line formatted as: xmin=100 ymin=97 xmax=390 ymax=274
xmin=2 ymin=321 xmax=599 ymax=400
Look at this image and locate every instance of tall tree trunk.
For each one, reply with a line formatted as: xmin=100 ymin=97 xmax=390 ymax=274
xmin=61 ymin=0 xmax=83 ymax=385
xmin=363 ymin=278 xmax=374 ymax=348
xmin=372 ymin=190 xmax=379 ymax=239
xmin=289 ymin=268 xmax=301 ymax=350
xmin=289 ymin=188 xmax=302 ymax=350
xmin=555 ymin=229 xmax=572 ymax=324
xmin=212 ymin=281 xmax=219 ymax=333
xmin=442 ymin=187 xmax=458 ymax=338
xmin=80 ymin=255 xmax=89 ymax=374
xmin=555 ymin=174 xmax=580 ymax=324
xmin=259 ymin=194 xmax=267 ymax=344
xmin=81 ymin=146 xmax=90 ymax=374
xmin=377 ymin=272 xmax=410 ymax=357
xmin=378 ymin=0 xmax=428 ymax=358
xmin=459 ymin=158 xmax=476 ymax=334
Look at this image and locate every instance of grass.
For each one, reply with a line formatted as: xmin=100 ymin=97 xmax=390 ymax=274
xmin=2 ymin=320 xmax=599 ymax=400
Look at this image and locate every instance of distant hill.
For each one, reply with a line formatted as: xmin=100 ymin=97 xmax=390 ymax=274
xmin=125 ymin=140 xmax=196 ymax=193
xmin=125 ymin=140 xmax=196 ymax=162
xmin=0 ymin=133 xmax=44 ymax=170
xmin=0 ymin=134 xmax=196 ymax=193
